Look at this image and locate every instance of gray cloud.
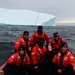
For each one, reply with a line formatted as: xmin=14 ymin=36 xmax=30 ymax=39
xmin=0 ymin=0 xmax=75 ymax=20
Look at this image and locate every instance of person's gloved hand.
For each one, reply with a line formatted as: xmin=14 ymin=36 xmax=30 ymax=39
xmin=0 ymin=70 xmax=4 ymax=75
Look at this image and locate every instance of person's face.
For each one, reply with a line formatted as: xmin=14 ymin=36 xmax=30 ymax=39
xmin=37 ymin=29 xmax=42 ymax=34
xmin=38 ymin=29 xmax=42 ymax=31
xmin=61 ymin=47 xmax=67 ymax=52
xmin=24 ymin=33 xmax=29 ymax=39
xmin=19 ymin=48 xmax=25 ymax=55
xmin=54 ymin=36 xmax=59 ymax=40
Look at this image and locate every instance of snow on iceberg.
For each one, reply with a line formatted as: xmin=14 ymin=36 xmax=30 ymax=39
xmin=0 ymin=8 xmax=56 ymax=26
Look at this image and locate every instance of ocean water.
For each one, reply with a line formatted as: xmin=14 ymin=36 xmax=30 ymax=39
xmin=0 ymin=25 xmax=75 ymax=66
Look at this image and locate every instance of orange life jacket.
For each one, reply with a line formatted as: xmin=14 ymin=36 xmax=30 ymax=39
xmin=8 ymin=53 xmax=30 ymax=66
xmin=31 ymin=44 xmax=47 ymax=65
xmin=52 ymin=49 xmax=74 ymax=67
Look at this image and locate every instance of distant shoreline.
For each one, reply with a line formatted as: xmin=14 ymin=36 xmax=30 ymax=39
xmin=56 ymin=23 xmax=75 ymax=26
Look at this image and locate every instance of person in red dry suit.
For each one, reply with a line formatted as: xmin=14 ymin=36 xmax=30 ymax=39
xmin=2 ymin=45 xmax=31 ymax=75
xmin=31 ymin=38 xmax=48 ymax=75
xmin=14 ymin=31 xmax=31 ymax=53
xmin=30 ymin=26 xmax=51 ymax=49
xmin=51 ymin=32 xmax=66 ymax=53
xmin=52 ymin=42 xmax=75 ymax=75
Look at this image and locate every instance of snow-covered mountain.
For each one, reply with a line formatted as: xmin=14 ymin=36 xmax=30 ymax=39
xmin=0 ymin=8 xmax=56 ymax=26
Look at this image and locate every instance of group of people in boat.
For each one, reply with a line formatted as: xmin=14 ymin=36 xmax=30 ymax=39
xmin=0 ymin=26 xmax=75 ymax=75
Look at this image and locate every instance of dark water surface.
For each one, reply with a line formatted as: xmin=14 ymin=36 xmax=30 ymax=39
xmin=0 ymin=25 xmax=75 ymax=66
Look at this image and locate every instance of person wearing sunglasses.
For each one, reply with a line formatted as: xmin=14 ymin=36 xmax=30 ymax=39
xmin=51 ymin=32 xmax=66 ymax=56
xmin=14 ymin=31 xmax=31 ymax=53
xmin=52 ymin=42 xmax=75 ymax=75
xmin=2 ymin=45 xmax=31 ymax=75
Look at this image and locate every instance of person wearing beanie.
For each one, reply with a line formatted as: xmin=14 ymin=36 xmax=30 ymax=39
xmin=51 ymin=32 xmax=66 ymax=54
xmin=14 ymin=31 xmax=31 ymax=53
xmin=31 ymin=38 xmax=47 ymax=75
xmin=30 ymin=26 xmax=51 ymax=49
xmin=2 ymin=45 xmax=31 ymax=75
xmin=52 ymin=42 xmax=75 ymax=75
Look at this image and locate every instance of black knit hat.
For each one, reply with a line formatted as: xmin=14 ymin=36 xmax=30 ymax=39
xmin=23 ymin=31 xmax=29 ymax=35
xmin=61 ymin=42 xmax=67 ymax=48
xmin=53 ymin=32 xmax=59 ymax=37
xmin=38 ymin=26 xmax=43 ymax=30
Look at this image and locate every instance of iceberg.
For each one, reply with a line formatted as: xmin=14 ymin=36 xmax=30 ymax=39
xmin=0 ymin=8 xmax=56 ymax=26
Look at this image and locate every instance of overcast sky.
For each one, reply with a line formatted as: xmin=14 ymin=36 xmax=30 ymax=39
xmin=0 ymin=0 xmax=75 ymax=20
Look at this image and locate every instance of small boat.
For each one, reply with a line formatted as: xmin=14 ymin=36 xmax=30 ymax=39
xmin=0 ymin=62 xmax=6 ymax=71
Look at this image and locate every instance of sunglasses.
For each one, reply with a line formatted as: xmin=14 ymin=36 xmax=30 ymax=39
xmin=19 ymin=48 xmax=25 ymax=51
